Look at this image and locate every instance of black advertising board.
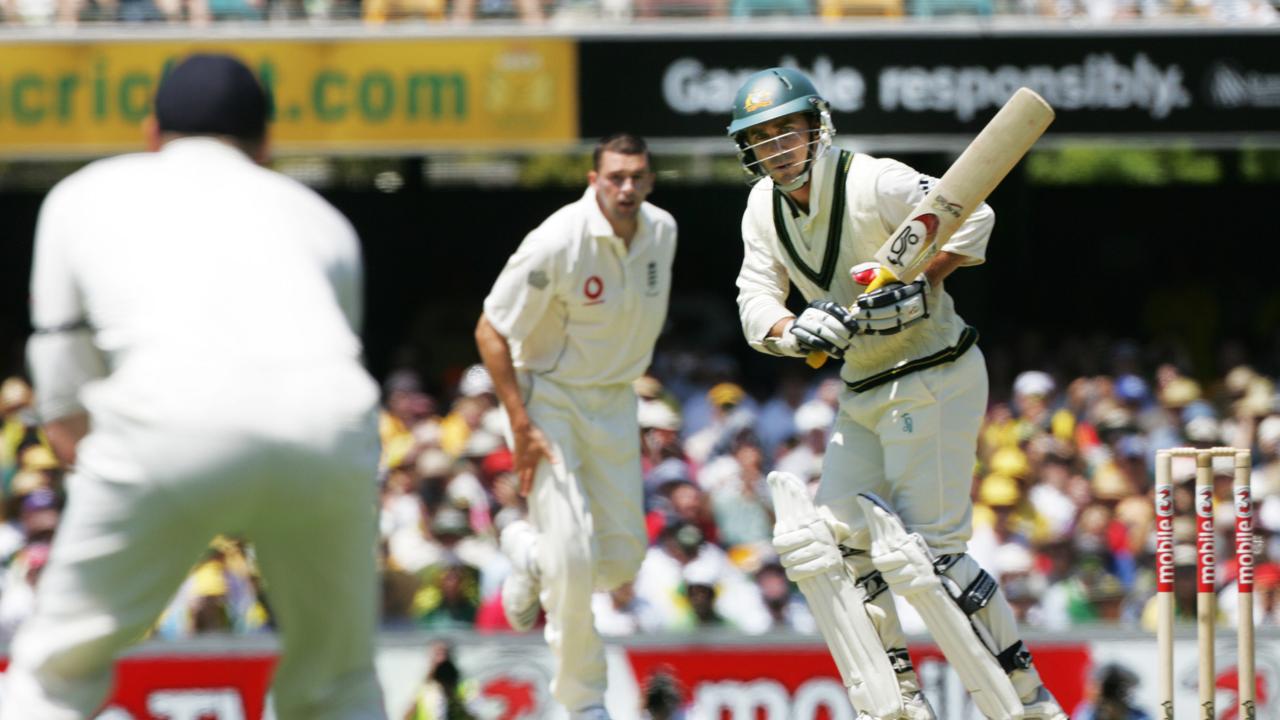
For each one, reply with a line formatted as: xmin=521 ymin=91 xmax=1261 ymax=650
xmin=578 ymin=30 xmax=1280 ymax=141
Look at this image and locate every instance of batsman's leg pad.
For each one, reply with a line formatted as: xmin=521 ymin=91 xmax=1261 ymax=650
xmin=848 ymin=553 xmax=936 ymax=720
xmin=847 ymin=555 xmax=921 ymax=685
xmin=769 ymin=472 xmax=903 ymax=719
xmin=857 ymin=493 xmax=1023 ymax=720
xmin=931 ymin=552 xmax=1044 ymax=701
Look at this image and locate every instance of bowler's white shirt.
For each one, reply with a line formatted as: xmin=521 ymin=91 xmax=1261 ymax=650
xmin=28 ymin=137 xmax=367 ymax=422
xmin=483 ymin=186 xmax=677 ymax=388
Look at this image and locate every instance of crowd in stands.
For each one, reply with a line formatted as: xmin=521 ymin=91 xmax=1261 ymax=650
xmin=2 ymin=341 xmax=1279 ymax=642
xmin=0 ymin=0 xmax=1275 ymax=26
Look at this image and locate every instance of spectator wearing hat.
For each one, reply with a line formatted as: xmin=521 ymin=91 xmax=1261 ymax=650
xmin=634 ymin=522 xmax=707 ymax=631
xmin=638 ymin=400 xmax=694 ymax=507
xmin=439 ymin=400 xmax=488 ymax=461
xmin=1013 ymin=370 xmax=1057 ymax=434
xmin=391 ymin=503 xmax=493 ymax=577
xmin=440 ymin=364 xmax=503 ymax=459
xmin=154 ymin=538 xmax=268 ymax=639
xmin=1221 ymin=365 xmax=1276 ymax=444
xmin=991 ymin=544 xmax=1046 ymax=627
xmin=7 ymin=53 xmax=386 ymax=719
xmin=638 ymin=399 xmax=682 ymax=452
xmin=381 ymin=369 xmax=439 ymax=470
xmin=0 ymin=377 xmax=39 ymax=479
xmin=684 ymin=382 xmax=754 ymax=465
xmin=1085 ymin=463 xmax=1139 ymax=584
xmin=772 ymin=399 xmax=835 ymax=484
xmin=633 ymin=374 xmax=666 ymax=404
xmin=1156 ymin=375 xmax=1205 ymax=444
xmin=969 ymin=473 xmax=1031 ymax=576
xmin=974 ymin=446 xmax=1051 ymax=548
xmin=680 ymin=564 xmax=727 ymax=629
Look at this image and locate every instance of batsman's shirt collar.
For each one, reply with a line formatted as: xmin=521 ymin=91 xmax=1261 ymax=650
xmin=800 ymin=149 xmax=838 ymax=225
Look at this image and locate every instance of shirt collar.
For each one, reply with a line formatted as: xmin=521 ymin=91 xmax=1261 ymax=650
xmin=802 ymin=149 xmax=838 ymax=220
xmin=582 ymin=185 xmax=650 ymax=253
xmin=583 ymin=185 xmax=615 ymax=239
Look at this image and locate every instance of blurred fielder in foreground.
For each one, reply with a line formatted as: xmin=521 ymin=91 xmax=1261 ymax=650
xmin=727 ymin=67 xmax=1067 ymax=720
xmin=4 ymin=54 xmax=386 ymax=719
xmin=475 ymin=133 xmax=676 ymax=720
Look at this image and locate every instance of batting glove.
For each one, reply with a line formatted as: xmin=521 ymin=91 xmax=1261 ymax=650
xmin=791 ymin=300 xmax=860 ymax=360
xmin=855 ymin=278 xmax=930 ymax=336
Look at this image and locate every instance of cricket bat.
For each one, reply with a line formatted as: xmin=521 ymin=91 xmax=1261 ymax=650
xmin=806 ymin=87 xmax=1055 ymax=369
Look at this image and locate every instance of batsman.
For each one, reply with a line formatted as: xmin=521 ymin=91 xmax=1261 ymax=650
xmin=728 ymin=67 xmax=1067 ymax=720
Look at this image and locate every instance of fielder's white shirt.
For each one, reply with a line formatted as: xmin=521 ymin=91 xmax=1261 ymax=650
xmin=483 ymin=186 xmax=677 ymax=388
xmin=27 ymin=137 xmax=368 ymax=423
xmin=736 ymin=149 xmax=992 ymax=382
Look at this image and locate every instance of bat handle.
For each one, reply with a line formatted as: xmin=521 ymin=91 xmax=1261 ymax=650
xmin=802 ymin=266 xmax=902 ymax=369
xmin=863 ymin=266 xmax=901 ymax=294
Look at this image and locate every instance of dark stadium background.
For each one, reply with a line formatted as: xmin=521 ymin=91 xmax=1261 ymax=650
xmin=2 ymin=152 xmax=1276 ymax=401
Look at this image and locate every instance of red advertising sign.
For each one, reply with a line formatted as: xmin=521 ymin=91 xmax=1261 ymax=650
xmin=626 ymin=643 xmax=1091 ymax=720
xmin=0 ymin=655 xmax=276 ymax=720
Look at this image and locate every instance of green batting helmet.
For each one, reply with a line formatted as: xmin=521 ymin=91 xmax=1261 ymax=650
xmin=727 ymin=67 xmax=834 ymax=189
xmin=726 ymin=67 xmax=827 ymax=137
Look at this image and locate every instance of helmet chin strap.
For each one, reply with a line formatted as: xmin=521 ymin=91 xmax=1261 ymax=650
xmin=774 ymin=137 xmax=829 ymax=193
xmin=774 ymin=164 xmax=812 ymax=193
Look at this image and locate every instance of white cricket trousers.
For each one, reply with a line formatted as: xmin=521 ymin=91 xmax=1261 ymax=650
xmin=819 ymin=346 xmax=988 ymax=554
xmin=819 ymin=346 xmax=1046 ymax=698
xmin=0 ymin=365 xmax=386 ymax=720
xmin=521 ymin=376 xmax=646 ymax=713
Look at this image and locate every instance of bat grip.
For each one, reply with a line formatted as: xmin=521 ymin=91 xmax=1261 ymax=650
xmin=803 ymin=266 xmax=902 ymax=369
xmin=864 ymin=266 xmax=901 ymax=293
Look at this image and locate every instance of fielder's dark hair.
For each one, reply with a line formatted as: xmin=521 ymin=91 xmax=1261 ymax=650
xmin=593 ymin=132 xmax=650 ymax=170
xmin=154 ymin=53 xmax=270 ymax=145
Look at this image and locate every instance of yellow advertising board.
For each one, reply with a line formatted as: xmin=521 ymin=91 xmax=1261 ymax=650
xmin=0 ymin=38 xmax=577 ymax=156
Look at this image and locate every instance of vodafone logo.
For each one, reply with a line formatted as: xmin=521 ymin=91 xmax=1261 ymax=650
xmin=1155 ymin=485 xmax=1173 ymax=516
xmin=584 ymin=275 xmax=604 ymax=305
xmin=1196 ymin=487 xmax=1214 ymax=518
xmin=1236 ymin=486 xmax=1253 ymax=518
xmin=480 ymin=676 xmax=538 ymax=720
